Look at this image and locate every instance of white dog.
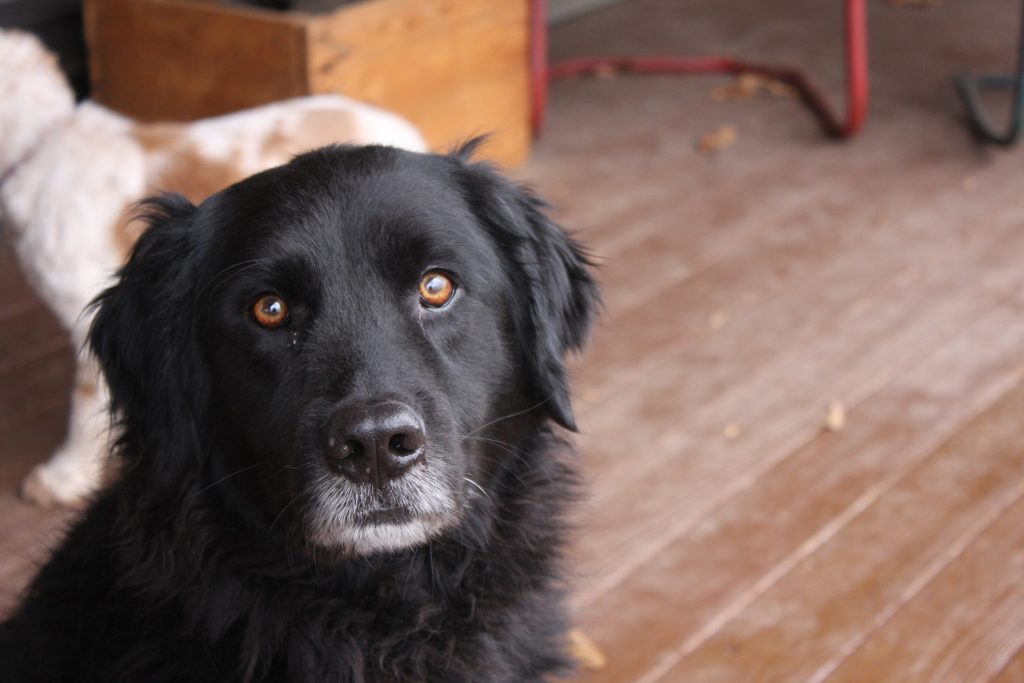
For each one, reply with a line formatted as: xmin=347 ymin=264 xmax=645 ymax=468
xmin=0 ymin=29 xmax=427 ymax=506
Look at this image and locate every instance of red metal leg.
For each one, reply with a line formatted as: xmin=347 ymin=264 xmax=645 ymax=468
xmin=529 ymin=0 xmax=549 ymax=135
xmin=530 ymin=0 xmax=869 ymax=140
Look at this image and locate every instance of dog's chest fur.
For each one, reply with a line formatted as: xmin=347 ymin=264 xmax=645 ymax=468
xmin=4 ymin=434 xmax=576 ymax=683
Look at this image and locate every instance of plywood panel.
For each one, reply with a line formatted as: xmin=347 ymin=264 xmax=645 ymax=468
xmin=307 ymin=0 xmax=530 ymax=164
xmin=85 ymin=0 xmax=531 ymax=165
xmin=85 ymin=0 xmax=308 ymax=121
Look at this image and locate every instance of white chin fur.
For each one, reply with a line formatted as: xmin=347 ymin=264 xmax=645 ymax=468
xmin=305 ymin=461 xmax=458 ymax=555
xmin=322 ymin=518 xmax=448 ymax=555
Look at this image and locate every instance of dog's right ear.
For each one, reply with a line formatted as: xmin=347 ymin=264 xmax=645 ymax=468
xmin=88 ymin=194 xmax=208 ymax=485
xmin=454 ymin=147 xmax=601 ymax=432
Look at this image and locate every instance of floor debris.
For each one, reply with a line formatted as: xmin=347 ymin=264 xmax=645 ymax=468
xmin=699 ymin=124 xmax=739 ymax=153
xmin=568 ymin=628 xmax=608 ymax=670
xmin=825 ymin=401 xmax=847 ymax=432
xmin=711 ymin=72 xmax=797 ymax=102
xmin=708 ymin=310 xmax=729 ymax=331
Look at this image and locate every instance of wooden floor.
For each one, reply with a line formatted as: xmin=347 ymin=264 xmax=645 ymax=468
xmin=4 ymin=0 xmax=1024 ymax=680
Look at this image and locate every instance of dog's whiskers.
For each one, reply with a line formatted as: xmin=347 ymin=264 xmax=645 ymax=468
xmin=265 ymin=463 xmax=302 ymax=480
xmin=463 ymin=435 xmax=532 ymax=468
xmin=462 ymin=434 xmax=528 ymax=457
xmin=460 ymin=398 xmax=551 ymax=439
xmin=269 ymin=495 xmax=300 ymax=531
xmin=191 ymin=461 xmax=266 ymax=497
xmin=466 ymin=437 xmax=552 ymax=487
xmin=462 ymin=476 xmax=493 ymax=506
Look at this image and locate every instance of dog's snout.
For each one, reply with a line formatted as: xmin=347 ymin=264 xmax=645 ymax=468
xmin=324 ymin=401 xmax=425 ymax=488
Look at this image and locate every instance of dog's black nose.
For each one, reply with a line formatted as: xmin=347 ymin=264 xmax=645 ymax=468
xmin=324 ymin=401 xmax=426 ymax=488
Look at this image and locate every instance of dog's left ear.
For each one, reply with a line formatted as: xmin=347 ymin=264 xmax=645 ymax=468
xmin=88 ymin=194 xmax=209 ymax=487
xmin=458 ymin=154 xmax=601 ymax=431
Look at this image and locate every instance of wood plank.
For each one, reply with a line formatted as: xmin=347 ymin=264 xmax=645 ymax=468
xmin=0 ymin=296 xmax=41 ymax=325
xmin=0 ymin=403 xmax=70 ymax=488
xmin=0 ymin=406 xmax=76 ymax=618
xmin=0 ymin=245 xmax=29 ymax=296
xmin=824 ymin=495 xmax=1024 ymax=683
xmin=0 ymin=348 xmax=75 ymax=433
xmin=530 ymin=9 xmax=1024 ymax=396
xmin=575 ymin=158 xmax=1007 ymax=407
xmin=0 ymin=506 xmax=71 ymax=618
xmin=0 ymin=246 xmax=44 ymax=323
xmin=576 ymin=303 xmax=1024 ymax=683
xmin=558 ymin=146 xmax=1014 ymax=459
xmin=571 ymin=193 xmax=1024 ymax=607
xmin=0 ymin=305 xmax=68 ymax=376
xmin=992 ymin=646 xmax=1024 ymax=683
xmin=646 ymin=380 xmax=1024 ymax=683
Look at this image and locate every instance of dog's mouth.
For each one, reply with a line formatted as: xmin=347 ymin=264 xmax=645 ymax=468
xmin=298 ymin=453 xmax=462 ymax=556
xmin=353 ymin=503 xmax=414 ymax=526
xmin=360 ymin=503 xmax=405 ymax=517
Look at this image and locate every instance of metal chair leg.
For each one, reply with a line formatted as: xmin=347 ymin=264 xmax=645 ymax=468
xmin=530 ymin=0 xmax=870 ymax=140
xmin=954 ymin=1 xmax=1024 ymax=146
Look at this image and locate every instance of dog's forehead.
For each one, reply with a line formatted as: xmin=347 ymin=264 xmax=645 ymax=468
xmin=212 ymin=148 xmax=492 ymax=264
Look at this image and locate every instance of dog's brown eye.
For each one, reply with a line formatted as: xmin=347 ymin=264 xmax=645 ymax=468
xmin=252 ymin=294 xmax=288 ymax=329
xmin=418 ymin=271 xmax=455 ymax=308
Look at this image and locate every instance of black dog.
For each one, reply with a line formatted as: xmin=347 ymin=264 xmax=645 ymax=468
xmin=0 ymin=142 xmax=599 ymax=682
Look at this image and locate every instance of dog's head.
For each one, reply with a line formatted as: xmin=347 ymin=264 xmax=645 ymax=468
xmin=90 ymin=144 xmax=598 ymax=557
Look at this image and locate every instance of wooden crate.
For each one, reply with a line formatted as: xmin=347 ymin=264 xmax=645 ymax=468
xmin=84 ymin=0 xmax=531 ymax=166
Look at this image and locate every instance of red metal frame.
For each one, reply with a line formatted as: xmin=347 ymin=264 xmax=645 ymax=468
xmin=530 ymin=0 xmax=869 ymax=140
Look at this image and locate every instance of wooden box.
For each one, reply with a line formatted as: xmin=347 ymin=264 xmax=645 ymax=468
xmin=84 ymin=0 xmax=531 ymax=166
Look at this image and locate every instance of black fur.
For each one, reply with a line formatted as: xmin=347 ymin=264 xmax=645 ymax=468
xmin=0 ymin=144 xmax=599 ymax=682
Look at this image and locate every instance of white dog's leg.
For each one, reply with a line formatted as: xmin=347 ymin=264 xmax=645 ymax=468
xmin=20 ymin=352 xmax=112 ymax=508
